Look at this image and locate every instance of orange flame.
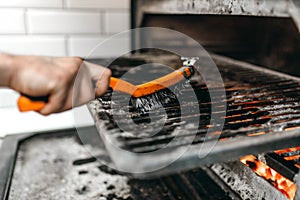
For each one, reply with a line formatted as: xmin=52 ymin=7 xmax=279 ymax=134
xmin=240 ymin=155 xmax=297 ymax=200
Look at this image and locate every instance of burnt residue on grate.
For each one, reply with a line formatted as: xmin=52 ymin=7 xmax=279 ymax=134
xmin=91 ymin=55 xmax=300 ymax=154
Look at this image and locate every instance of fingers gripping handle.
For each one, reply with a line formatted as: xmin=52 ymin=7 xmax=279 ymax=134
xmin=17 ymin=77 xmax=136 ymax=112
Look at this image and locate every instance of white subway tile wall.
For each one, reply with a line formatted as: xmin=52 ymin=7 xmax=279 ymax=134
xmin=27 ymin=10 xmax=102 ymax=34
xmin=0 ymin=0 xmax=130 ymax=57
xmin=0 ymin=35 xmax=65 ymax=56
xmin=66 ymin=0 xmax=130 ymax=9
xmin=105 ymin=12 xmax=130 ymax=33
xmin=68 ymin=35 xmax=106 ymax=57
xmin=0 ymin=9 xmax=25 ymax=33
xmin=0 ymin=0 xmax=130 ymax=133
xmin=0 ymin=0 xmax=63 ymax=8
xmin=69 ymin=35 xmax=131 ymax=57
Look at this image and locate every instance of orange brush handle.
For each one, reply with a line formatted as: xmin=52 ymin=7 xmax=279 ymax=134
xmin=133 ymin=67 xmax=192 ymax=97
xmin=17 ymin=66 xmax=193 ymax=112
xmin=109 ymin=67 xmax=192 ymax=97
xmin=18 ymin=78 xmax=138 ymax=112
xmin=17 ymin=95 xmax=47 ymax=112
xmin=109 ymin=77 xmax=137 ymax=95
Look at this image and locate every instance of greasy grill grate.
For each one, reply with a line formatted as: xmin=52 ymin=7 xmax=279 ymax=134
xmin=89 ymin=54 xmax=300 ymax=176
xmin=96 ymin=59 xmax=300 ymax=151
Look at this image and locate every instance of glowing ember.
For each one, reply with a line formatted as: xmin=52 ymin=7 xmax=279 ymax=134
xmin=284 ymin=126 xmax=300 ymax=132
xmin=284 ymin=155 xmax=300 ymax=161
xmin=240 ymin=155 xmax=297 ymax=200
xmin=212 ymin=131 xmax=222 ymax=135
xmin=224 ymin=114 xmax=242 ymax=119
xmin=275 ymin=146 xmax=300 ymax=154
xmin=248 ymin=131 xmax=266 ymax=137
xmin=228 ymin=118 xmax=253 ymax=124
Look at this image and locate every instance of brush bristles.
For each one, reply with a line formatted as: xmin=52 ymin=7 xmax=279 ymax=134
xmin=130 ymin=89 xmax=179 ymax=113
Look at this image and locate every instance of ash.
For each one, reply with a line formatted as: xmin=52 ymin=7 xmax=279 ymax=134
xmin=8 ymin=134 xmax=131 ymax=200
xmin=211 ymin=162 xmax=287 ymax=200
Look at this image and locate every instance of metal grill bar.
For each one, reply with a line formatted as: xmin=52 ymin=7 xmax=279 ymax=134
xmin=264 ymin=152 xmax=299 ymax=181
xmin=89 ymin=54 xmax=300 ymax=177
xmin=98 ymin=77 xmax=300 ymax=153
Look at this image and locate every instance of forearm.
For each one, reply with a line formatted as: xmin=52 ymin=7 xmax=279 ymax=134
xmin=0 ymin=53 xmax=110 ymax=115
xmin=0 ymin=53 xmax=16 ymax=87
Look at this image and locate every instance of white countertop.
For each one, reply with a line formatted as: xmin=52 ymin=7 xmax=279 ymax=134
xmin=0 ymin=89 xmax=94 ymax=137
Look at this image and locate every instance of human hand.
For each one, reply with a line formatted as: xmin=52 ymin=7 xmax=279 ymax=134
xmin=7 ymin=55 xmax=111 ymax=115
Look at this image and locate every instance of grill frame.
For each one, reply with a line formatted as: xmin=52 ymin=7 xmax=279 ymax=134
xmin=0 ymin=129 xmax=239 ymax=200
xmin=0 ymin=127 xmax=299 ymax=199
xmin=0 ymin=128 xmax=79 ymax=200
xmin=89 ymin=54 xmax=300 ymax=178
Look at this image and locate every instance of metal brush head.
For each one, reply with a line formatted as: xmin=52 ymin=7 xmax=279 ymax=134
xmin=130 ymin=89 xmax=178 ymax=113
xmin=130 ymin=57 xmax=198 ymax=114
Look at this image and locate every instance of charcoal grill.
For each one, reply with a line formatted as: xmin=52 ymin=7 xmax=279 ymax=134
xmin=88 ymin=53 xmax=300 ymax=178
xmin=1 ymin=0 xmax=300 ymax=199
xmin=0 ymin=54 xmax=300 ymax=199
xmin=0 ymin=128 xmax=237 ymax=199
xmin=0 ymin=126 xmax=299 ymax=200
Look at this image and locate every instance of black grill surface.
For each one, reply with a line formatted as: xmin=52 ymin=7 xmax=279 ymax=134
xmin=89 ymin=54 xmax=300 ymax=177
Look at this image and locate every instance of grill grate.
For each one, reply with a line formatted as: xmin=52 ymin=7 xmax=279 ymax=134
xmin=89 ymin=54 xmax=300 ymax=177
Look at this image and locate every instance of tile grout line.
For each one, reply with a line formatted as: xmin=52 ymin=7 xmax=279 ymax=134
xmin=62 ymin=0 xmax=66 ymax=9
xmin=65 ymin=34 xmax=70 ymax=56
xmin=63 ymin=0 xmax=67 ymax=56
xmin=24 ymin=8 xmax=29 ymax=34
xmin=101 ymin=10 xmax=106 ymax=35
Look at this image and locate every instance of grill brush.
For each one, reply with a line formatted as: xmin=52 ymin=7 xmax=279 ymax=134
xmin=17 ymin=57 xmax=197 ymax=112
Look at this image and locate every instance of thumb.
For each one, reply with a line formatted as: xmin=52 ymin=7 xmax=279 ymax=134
xmin=95 ymin=72 xmax=111 ymax=97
